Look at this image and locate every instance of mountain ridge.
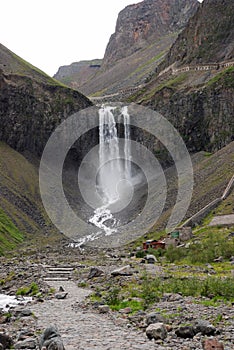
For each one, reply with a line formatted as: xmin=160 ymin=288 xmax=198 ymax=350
xmin=54 ymin=0 xmax=199 ymax=96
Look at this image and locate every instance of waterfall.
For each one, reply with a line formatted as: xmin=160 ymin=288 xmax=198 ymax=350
xmin=98 ymin=106 xmax=122 ymax=204
xmin=88 ymin=105 xmax=132 ymax=238
xmin=123 ymin=105 xmax=131 ymax=179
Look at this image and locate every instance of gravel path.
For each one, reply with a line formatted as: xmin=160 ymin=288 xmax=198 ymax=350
xmin=31 ymin=281 xmax=155 ymax=350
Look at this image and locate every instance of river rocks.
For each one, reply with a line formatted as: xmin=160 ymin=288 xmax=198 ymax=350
xmin=0 ymin=333 xmax=13 ymax=349
xmin=88 ymin=267 xmax=104 ymax=279
xmin=40 ymin=325 xmax=65 ymax=350
xmin=146 ymin=323 xmax=167 ymax=340
xmin=202 ymin=338 xmax=224 ymax=350
xmin=175 ymin=326 xmax=195 ymax=339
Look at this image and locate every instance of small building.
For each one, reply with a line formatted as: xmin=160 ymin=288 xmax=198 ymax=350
xmin=143 ymin=240 xmax=165 ymax=251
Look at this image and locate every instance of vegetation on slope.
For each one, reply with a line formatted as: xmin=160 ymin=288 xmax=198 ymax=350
xmin=0 ymin=142 xmax=61 ymax=254
xmin=0 ymin=209 xmax=23 ymax=255
xmin=0 ymin=43 xmax=65 ymax=87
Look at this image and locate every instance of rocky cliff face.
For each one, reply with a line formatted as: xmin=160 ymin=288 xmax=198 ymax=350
xmin=0 ymin=44 xmax=93 ymax=250
xmin=103 ymin=0 xmax=199 ymax=68
xmin=160 ymin=0 xmax=234 ymax=69
xmin=132 ymin=0 xmax=234 ymax=153
xmin=0 ymin=44 xmax=92 ymax=156
xmin=141 ymin=69 xmax=234 ymax=152
xmin=54 ymin=0 xmax=199 ymax=95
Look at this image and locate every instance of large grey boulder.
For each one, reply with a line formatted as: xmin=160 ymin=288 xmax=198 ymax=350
xmin=175 ymin=326 xmax=195 ymax=339
xmin=40 ymin=325 xmax=65 ymax=350
xmin=194 ymin=319 xmax=216 ymax=336
xmin=146 ymin=323 xmax=167 ymax=340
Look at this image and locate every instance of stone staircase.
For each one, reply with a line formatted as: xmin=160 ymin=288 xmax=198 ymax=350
xmin=43 ymin=265 xmax=75 ymax=282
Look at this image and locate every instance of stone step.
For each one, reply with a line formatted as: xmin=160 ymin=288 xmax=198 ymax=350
xmin=46 ymin=271 xmax=72 ymax=275
xmin=44 ymin=277 xmax=70 ymax=281
xmin=47 ymin=267 xmax=74 ymax=271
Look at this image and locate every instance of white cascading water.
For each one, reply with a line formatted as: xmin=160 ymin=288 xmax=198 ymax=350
xmin=88 ymin=105 xmax=132 ymax=237
xmin=123 ymin=105 xmax=131 ymax=179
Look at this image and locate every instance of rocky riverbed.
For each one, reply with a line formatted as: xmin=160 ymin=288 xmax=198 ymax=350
xmin=0 ymin=245 xmax=233 ymax=349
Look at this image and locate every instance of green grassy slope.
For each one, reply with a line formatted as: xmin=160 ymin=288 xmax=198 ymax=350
xmin=0 ymin=142 xmax=59 ymax=254
xmin=0 ymin=43 xmax=65 ymax=86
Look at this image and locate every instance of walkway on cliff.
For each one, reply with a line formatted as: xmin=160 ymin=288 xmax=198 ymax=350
xmin=89 ymin=60 xmax=234 ymax=103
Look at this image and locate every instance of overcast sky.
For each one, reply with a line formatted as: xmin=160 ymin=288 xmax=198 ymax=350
xmin=1 ymin=0 xmax=202 ymax=77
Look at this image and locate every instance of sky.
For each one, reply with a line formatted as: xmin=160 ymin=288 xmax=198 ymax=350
xmin=1 ymin=0 xmax=203 ymax=77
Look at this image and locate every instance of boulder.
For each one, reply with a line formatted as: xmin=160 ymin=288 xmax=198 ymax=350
xmin=0 ymin=333 xmax=13 ymax=349
xmin=88 ymin=267 xmax=104 ymax=279
xmin=175 ymin=326 xmax=195 ymax=339
xmin=18 ymin=309 xmax=33 ymax=317
xmin=146 ymin=323 xmax=167 ymax=340
xmin=40 ymin=325 xmax=65 ymax=350
xmin=146 ymin=312 xmax=166 ymax=325
xmin=194 ymin=320 xmax=216 ymax=336
xmin=55 ymin=293 xmax=68 ymax=300
xmin=111 ymin=265 xmax=133 ymax=276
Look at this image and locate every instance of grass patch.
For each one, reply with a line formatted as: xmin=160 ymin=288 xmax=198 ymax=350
xmin=110 ymin=300 xmax=143 ymax=313
xmin=100 ymin=274 xmax=234 ymax=313
xmin=207 ymin=66 xmax=234 ymax=87
xmin=164 ymin=227 xmax=234 ymax=264
xmin=0 ymin=209 xmax=24 ymax=255
xmin=16 ymin=282 xmax=39 ymax=296
xmin=140 ymin=73 xmax=187 ymax=102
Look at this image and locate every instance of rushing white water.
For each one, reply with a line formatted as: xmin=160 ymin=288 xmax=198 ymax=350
xmin=0 ymin=294 xmax=32 ymax=312
xmin=98 ymin=106 xmax=121 ymax=203
xmin=86 ymin=105 xmax=132 ymax=241
xmin=123 ymin=105 xmax=131 ymax=179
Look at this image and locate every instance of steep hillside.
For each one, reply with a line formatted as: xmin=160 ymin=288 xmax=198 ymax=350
xmin=130 ymin=0 xmax=234 ymax=152
xmin=150 ymin=141 xmax=234 ymax=232
xmin=54 ymin=0 xmax=199 ymax=96
xmin=0 ymin=44 xmax=93 ymax=253
xmin=0 ymin=43 xmax=92 ymax=156
xmin=0 ymin=142 xmax=61 ymax=254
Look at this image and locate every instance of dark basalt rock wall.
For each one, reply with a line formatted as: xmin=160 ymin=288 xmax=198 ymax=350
xmin=0 ymin=69 xmax=92 ymax=156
